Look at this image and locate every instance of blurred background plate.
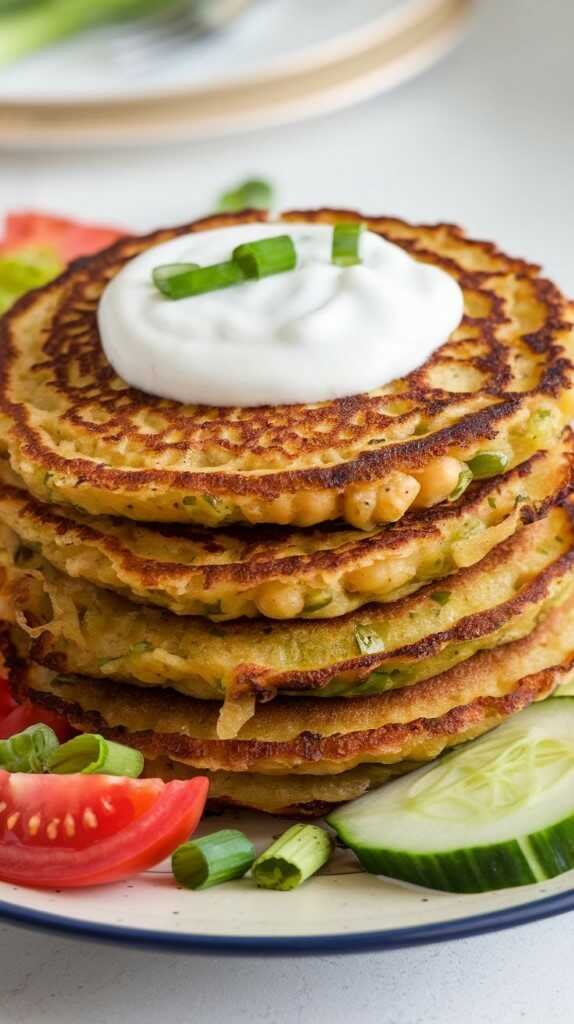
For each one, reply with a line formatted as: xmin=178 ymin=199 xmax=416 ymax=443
xmin=0 ymin=0 xmax=472 ymax=146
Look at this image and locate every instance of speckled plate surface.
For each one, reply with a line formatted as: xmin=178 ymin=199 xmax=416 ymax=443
xmin=2 ymin=807 xmax=574 ymax=956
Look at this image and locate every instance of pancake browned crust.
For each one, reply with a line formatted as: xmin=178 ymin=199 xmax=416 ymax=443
xmin=1 ymin=210 xmax=573 ymax=528
xmin=141 ymin=761 xmax=414 ymax=817
xmin=9 ymin=593 xmax=574 ymax=784
xmin=0 ymin=434 xmax=570 ymax=620
xmin=3 ymin=505 xmax=574 ymax=714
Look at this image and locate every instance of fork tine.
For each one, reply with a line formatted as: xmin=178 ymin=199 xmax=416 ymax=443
xmin=107 ymin=0 xmax=249 ymax=68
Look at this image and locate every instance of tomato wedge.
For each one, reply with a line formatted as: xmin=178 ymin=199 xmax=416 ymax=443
xmin=0 ymin=676 xmax=16 ymax=720
xmin=0 ymin=771 xmax=209 ymax=889
xmin=1 ymin=211 xmax=124 ymax=263
xmin=0 ymin=700 xmax=73 ymax=742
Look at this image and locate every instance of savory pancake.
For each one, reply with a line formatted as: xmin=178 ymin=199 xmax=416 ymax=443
xmin=10 ymin=593 xmax=574 ymax=786
xmin=3 ymin=506 xmax=574 ymax=723
xmin=1 ymin=210 xmax=573 ymax=528
xmin=0 ymin=435 xmax=570 ymax=620
xmin=141 ymin=761 xmax=413 ymax=817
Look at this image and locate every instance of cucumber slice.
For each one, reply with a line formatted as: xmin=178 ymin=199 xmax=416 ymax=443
xmin=327 ymin=700 xmax=574 ymax=893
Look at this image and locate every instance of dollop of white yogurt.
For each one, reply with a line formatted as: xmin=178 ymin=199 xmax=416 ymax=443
xmin=98 ymin=223 xmax=464 ymax=407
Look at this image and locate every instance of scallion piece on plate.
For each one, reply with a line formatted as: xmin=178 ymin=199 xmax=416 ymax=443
xmin=48 ymin=733 xmax=144 ymax=778
xmin=331 ymin=223 xmax=364 ymax=267
xmin=217 ymin=179 xmax=274 ymax=213
xmin=0 ymin=724 xmax=59 ymax=773
xmin=153 ymin=260 xmax=245 ymax=300
xmin=232 ymin=235 xmax=297 ymax=280
xmin=172 ymin=829 xmax=256 ymax=890
xmin=252 ymin=824 xmax=333 ymax=891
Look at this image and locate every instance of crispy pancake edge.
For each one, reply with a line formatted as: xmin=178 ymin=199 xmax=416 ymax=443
xmin=0 ymin=435 xmax=571 ymax=620
xmin=1 ymin=209 xmax=573 ymax=526
xmin=8 ymin=593 xmax=573 ymax=774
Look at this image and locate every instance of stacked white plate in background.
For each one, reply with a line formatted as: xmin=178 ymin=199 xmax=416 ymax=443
xmin=0 ymin=0 xmax=472 ymax=147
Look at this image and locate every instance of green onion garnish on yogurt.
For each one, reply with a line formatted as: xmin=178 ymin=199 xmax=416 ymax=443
xmin=332 ymin=222 xmax=365 ymax=267
xmin=233 ymin=235 xmax=297 ymax=279
xmin=153 ymin=234 xmax=297 ymax=299
xmin=153 ymin=260 xmax=246 ymax=300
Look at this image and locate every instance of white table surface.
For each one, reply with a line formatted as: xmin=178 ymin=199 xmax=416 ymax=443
xmin=0 ymin=0 xmax=573 ymax=1020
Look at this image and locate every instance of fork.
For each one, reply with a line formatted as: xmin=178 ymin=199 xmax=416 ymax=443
xmin=107 ymin=0 xmax=256 ymax=71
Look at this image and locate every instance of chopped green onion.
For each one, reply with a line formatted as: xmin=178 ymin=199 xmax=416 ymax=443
xmin=252 ymin=824 xmax=333 ymax=891
xmin=153 ymin=260 xmax=246 ymax=300
xmin=430 ymin=590 xmax=451 ymax=606
xmin=0 ymin=724 xmax=59 ymax=773
xmin=233 ymin=235 xmax=296 ymax=280
xmin=217 ymin=179 xmax=274 ymax=213
xmin=467 ymin=451 xmax=509 ymax=479
xmin=48 ymin=733 xmax=144 ymax=777
xmin=128 ymin=641 xmax=154 ymax=656
xmin=152 ymin=262 xmax=199 ymax=295
xmin=172 ymin=829 xmax=255 ymax=890
xmin=331 ymin=223 xmax=365 ymax=267
xmin=303 ymin=589 xmax=333 ymax=613
xmin=449 ymin=466 xmax=473 ymax=501
xmin=354 ymin=624 xmax=385 ymax=655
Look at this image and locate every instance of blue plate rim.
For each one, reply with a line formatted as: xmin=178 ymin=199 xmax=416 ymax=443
xmin=1 ymin=883 xmax=574 ymax=956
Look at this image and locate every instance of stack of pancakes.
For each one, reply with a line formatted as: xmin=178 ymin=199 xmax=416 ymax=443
xmin=0 ymin=209 xmax=573 ymax=817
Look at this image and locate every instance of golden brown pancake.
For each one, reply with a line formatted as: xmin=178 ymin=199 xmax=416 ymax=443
xmin=142 ymin=761 xmax=417 ymax=817
xmin=9 ymin=593 xmax=573 ymax=796
xmin=1 ymin=210 xmax=573 ymax=528
xmin=0 ymin=433 xmax=570 ymax=620
xmin=2 ymin=505 xmax=574 ymax=722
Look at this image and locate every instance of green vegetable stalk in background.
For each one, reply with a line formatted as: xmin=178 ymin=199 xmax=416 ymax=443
xmin=0 ymin=0 xmax=169 ymax=67
xmin=0 ymin=247 xmax=62 ymax=314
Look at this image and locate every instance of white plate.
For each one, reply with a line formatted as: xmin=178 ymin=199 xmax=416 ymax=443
xmin=0 ymin=0 xmax=471 ymax=147
xmin=0 ymin=0 xmax=419 ymax=105
xmin=2 ymin=807 xmax=574 ymax=955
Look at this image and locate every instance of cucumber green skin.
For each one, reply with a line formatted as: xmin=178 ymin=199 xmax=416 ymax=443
xmin=327 ymin=698 xmax=574 ymax=893
xmin=330 ymin=830 xmax=538 ymax=893
xmin=529 ymin=815 xmax=574 ymax=879
xmin=329 ymin=802 xmax=574 ymax=893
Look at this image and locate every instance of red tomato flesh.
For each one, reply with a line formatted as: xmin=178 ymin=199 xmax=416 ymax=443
xmin=1 ymin=211 xmax=124 ymax=263
xmin=0 ymin=700 xmax=73 ymax=742
xmin=0 ymin=676 xmax=16 ymax=720
xmin=0 ymin=771 xmax=208 ymax=889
